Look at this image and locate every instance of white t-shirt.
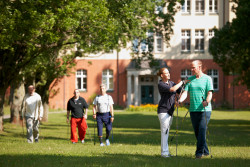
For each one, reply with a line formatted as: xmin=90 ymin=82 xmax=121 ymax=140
xmin=93 ymin=94 xmax=114 ymax=113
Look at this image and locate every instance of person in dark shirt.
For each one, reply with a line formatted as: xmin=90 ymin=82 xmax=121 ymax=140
xmin=157 ymin=68 xmax=186 ymax=158
xmin=67 ymin=89 xmax=88 ymax=144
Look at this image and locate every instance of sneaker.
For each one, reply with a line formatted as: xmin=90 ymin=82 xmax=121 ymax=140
xmin=35 ymin=139 xmax=39 ymax=143
xmin=161 ymin=154 xmax=171 ymax=158
xmin=202 ymin=153 xmax=209 ymax=157
xmin=72 ymin=142 xmax=76 ymax=144
xmin=81 ymin=140 xmax=85 ymax=144
xmin=106 ymin=139 xmax=110 ymax=146
xmin=100 ymin=143 xmax=105 ymax=146
xmin=195 ymin=155 xmax=202 ymax=159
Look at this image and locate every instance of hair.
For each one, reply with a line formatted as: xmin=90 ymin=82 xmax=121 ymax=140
xmin=157 ymin=68 xmax=169 ymax=78
xmin=192 ymin=60 xmax=202 ymax=67
xmin=100 ymin=84 xmax=106 ymax=88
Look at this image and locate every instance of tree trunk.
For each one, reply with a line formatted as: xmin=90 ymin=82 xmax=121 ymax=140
xmin=42 ymin=102 xmax=49 ymax=122
xmin=10 ymin=83 xmax=25 ymax=124
xmin=0 ymin=87 xmax=7 ymax=131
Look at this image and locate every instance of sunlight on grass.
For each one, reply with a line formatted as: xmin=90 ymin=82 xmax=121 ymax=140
xmin=0 ymin=110 xmax=249 ymax=167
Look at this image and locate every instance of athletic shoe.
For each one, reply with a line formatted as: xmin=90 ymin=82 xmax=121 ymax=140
xmin=100 ymin=143 xmax=105 ymax=146
xmin=161 ymin=154 xmax=171 ymax=158
xmin=195 ymin=155 xmax=202 ymax=159
xmin=35 ymin=139 xmax=39 ymax=143
xmin=106 ymin=139 xmax=110 ymax=146
xmin=72 ymin=142 xmax=76 ymax=144
xmin=81 ymin=140 xmax=85 ymax=144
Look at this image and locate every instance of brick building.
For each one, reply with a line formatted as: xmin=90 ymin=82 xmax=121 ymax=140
xmin=49 ymin=0 xmax=249 ymax=109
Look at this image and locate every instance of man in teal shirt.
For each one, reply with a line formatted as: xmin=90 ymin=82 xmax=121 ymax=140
xmin=179 ymin=60 xmax=213 ymax=159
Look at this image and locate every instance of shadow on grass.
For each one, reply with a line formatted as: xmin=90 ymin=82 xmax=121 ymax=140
xmin=0 ymin=153 xmax=249 ymax=167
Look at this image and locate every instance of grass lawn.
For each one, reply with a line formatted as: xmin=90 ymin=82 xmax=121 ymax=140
xmin=0 ymin=109 xmax=249 ymax=167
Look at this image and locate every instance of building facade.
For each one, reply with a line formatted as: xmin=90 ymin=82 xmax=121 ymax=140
xmin=49 ymin=0 xmax=249 ymax=109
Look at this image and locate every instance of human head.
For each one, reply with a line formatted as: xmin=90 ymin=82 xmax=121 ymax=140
xmin=28 ymin=85 xmax=35 ymax=95
xmin=191 ymin=60 xmax=202 ymax=76
xmin=73 ymin=89 xmax=80 ymax=99
xmin=157 ymin=68 xmax=170 ymax=81
xmin=100 ymin=84 xmax=107 ymax=95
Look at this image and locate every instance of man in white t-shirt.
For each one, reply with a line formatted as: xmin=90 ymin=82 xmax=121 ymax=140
xmin=93 ymin=84 xmax=114 ymax=146
xmin=21 ymin=85 xmax=43 ymax=143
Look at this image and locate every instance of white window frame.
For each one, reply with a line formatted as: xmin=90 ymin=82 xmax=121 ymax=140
xmin=195 ymin=29 xmax=204 ymax=52
xmin=181 ymin=69 xmax=192 ymax=80
xmin=181 ymin=30 xmax=191 ymax=52
xmin=132 ymin=32 xmax=155 ymax=53
xmin=195 ymin=0 xmax=205 ymax=13
xmin=207 ymin=69 xmax=219 ymax=91
xmin=209 ymin=0 xmax=218 ymax=13
xmin=76 ymin=69 xmax=87 ymax=91
xmin=181 ymin=0 xmax=191 ymax=13
xmin=155 ymin=32 xmax=163 ymax=53
xmin=102 ymin=69 xmax=114 ymax=91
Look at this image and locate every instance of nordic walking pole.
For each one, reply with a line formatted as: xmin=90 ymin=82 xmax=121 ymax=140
xmin=94 ymin=119 xmax=96 ymax=145
xmin=202 ymin=96 xmax=212 ymax=158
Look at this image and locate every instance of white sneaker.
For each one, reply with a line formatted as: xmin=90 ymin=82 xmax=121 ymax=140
xmin=106 ymin=139 xmax=110 ymax=146
xmin=100 ymin=143 xmax=105 ymax=146
xmin=81 ymin=140 xmax=84 ymax=144
xmin=161 ymin=154 xmax=171 ymax=158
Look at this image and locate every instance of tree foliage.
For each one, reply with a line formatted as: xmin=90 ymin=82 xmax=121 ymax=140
xmin=209 ymin=0 xmax=250 ymax=89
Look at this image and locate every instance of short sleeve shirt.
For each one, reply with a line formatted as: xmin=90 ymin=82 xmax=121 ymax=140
xmin=93 ymin=94 xmax=114 ymax=113
xmin=67 ymin=96 xmax=88 ymax=118
xmin=185 ymin=74 xmax=213 ymax=112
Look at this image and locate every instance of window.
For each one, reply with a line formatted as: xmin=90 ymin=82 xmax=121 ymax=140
xmin=195 ymin=30 xmax=204 ymax=52
xmin=208 ymin=29 xmax=215 ymax=49
xmin=209 ymin=0 xmax=218 ymax=13
xmin=181 ymin=30 xmax=191 ymax=52
xmin=76 ymin=69 xmax=87 ymax=91
xmin=182 ymin=0 xmax=190 ymax=13
xmin=181 ymin=69 xmax=192 ymax=80
xmin=155 ymin=32 xmax=163 ymax=52
xmin=132 ymin=32 xmax=155 ymax=53
xmin=207 ymin=69 xmax=219 ymax=91
xmin=102 ymin=69 xmax=114 ymax=90
xmin=195 ymin=0 xmax=204 ymax=13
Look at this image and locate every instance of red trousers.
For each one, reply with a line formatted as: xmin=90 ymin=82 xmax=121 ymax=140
xmin=70 ymin=117 xmax=87 ymax=143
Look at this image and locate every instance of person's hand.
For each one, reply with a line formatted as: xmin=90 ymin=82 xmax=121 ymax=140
xmin=84 ymin=114 xmax=87 ymax=120
xmin=66 ymin=118 xmax=69 ymax=124
xmin=110 ymin=117 xmax=114 ymax=123
xmin=176 ymin=100 xmax=180 ymax=107
xmin=93 ymin=114 xmax=96 ymax=120
xmin=39 ymin=117 xmax=43 ymax=121
xmin=202 ymin=101 xmax=208 ymax=107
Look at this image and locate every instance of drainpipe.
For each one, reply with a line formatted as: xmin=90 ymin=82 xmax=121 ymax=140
xmin=116 ymin=49 xmax=120 ymax=106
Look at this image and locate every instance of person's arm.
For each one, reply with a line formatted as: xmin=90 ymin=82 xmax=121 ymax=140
xmin=93 ymin=105 xmax=97 ymax=119
xmin=84 ymin=108 xmax=88 ymax=119
xmin=169 ymin=81 xmax=184 ymax=92
xmin=179 ymin=90 xmax=188 ymax=103
xmin=110 ymin=104 xmax=114 ymax=123
xmin=202 ymin=91 xmax=213 ymax=107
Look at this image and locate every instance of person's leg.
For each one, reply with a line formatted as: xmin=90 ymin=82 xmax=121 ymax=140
xmin=158 ymin=113 xmax=172 ymax=157
xmin=96 ymin=114 xmax=104 ymax=145
xmin=71 ymin=118 xmax=78 ymax=143
xmin=197 ymin=112 xmax=211 ymax=156
xmin=33 ymin=119 xmax=40 ymax=142
xmin=103 ymin=113 xmax=112 ymax=145
xmin=78 ymin=117 xmax=87 ymax=142
xmin=26 ymin=117 xmax=34 ymax=143
xmin=190 ymin=112 xmax=202 ymax=156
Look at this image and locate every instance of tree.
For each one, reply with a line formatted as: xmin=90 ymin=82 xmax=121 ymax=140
xmin=0 ymin=0 xmax=182 ymax=130
xmin=209 ymin=0 xmax=250 ymax=89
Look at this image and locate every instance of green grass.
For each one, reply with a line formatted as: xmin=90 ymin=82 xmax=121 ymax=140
xmin=0 ymin=110 xmax=249 ymax=167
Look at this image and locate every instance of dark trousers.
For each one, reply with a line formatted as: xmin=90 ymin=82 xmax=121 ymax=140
xmin=96 ymin=112 xmax=112 ymax=137
xmin=190 ymin=112 xmax=211 ymax=156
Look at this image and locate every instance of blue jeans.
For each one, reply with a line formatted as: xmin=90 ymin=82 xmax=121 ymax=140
xmin=96 ymin=112 xmax=112 ymax=137
xmin=190 ymin=112 xmax=211 ymax=156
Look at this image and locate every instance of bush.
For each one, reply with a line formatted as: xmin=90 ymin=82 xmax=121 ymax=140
xmin=125 ymin=104 xmax=158 ymax=112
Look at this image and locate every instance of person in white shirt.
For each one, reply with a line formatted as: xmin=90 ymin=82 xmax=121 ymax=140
xmin=21 ymin=85 xmax=43 ymax=143
xmin=93 ymin=84 xmax=114 ymax=146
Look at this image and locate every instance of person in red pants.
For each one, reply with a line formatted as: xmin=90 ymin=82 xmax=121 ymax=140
xmin=66 ymin=89 xmax=88 ymax=144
